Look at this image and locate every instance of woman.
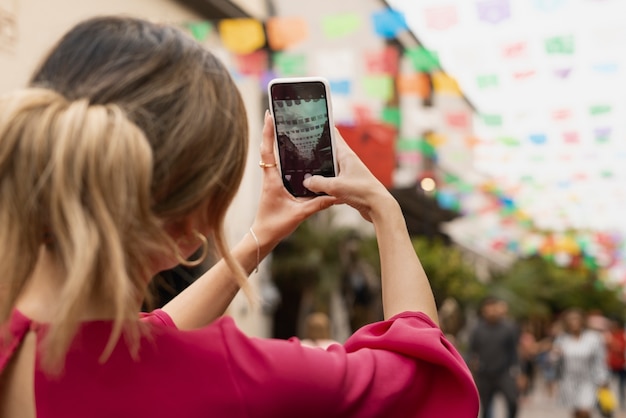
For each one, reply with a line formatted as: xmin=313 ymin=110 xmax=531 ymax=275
xmin=0 ymin=16 xmax=478 ymax=417
xmin=554 ymin=309 xmax=610 ymax=418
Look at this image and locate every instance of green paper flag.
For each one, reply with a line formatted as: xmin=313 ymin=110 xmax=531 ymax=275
xmin=274 ymin=53 xmax=307 ymax=77
xmin=186 ymin=21 xmax=212 ymax=42
xmin=545 ymin=35 xmax=575 ymax=55
xmin=590 ymin=105 xmax=612 ymax=116
xmin=481 ymin=114 xmax=502 ymax=126
xmin=381 ymin=107 xmax=401 ymax=128
xmin=405 ymin=47 xmax=440 ymax=72
xmin=444 ymin=173 xmax=460 ymax=184
xmin=499 ymin=137 xmax=521 ymax=147
xmin=322 ymin=13 xmax=362 ymax=39
xmin=477 ymin=74 xmax=499 ymax=89
xmin=363 ymin=75 xmax=393 ymax=101
xmin=397 ymin=137 xmax=421 ymax=152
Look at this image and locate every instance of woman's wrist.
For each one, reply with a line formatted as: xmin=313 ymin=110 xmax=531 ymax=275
xmin=369 ymin=194 xmax=402 ymax=226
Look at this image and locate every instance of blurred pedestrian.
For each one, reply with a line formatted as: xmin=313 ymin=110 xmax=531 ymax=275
xmin=301 ymin=312 xmax=337 ymax=349
xmin=606 ymin=318 xmax=626 ymax=409
xmin=553 ymin=308 xmax=610 ymax=418
xmin=469 ymin=297 xmax=520 ymax=418
xmin=518 ymin=321 xmax=539 ymax=401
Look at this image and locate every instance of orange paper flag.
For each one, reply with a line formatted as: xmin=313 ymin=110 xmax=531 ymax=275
xmin=266 ymin=17 xmax=308 ymax=51
xmin=397 ymin=73 xmax=431 ymax=98
xmin=219 ymin=19 xmax=265 ymax=54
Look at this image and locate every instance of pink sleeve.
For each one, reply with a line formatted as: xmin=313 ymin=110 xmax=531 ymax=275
xmin=139 ymin=309 xmax=177 ymax=328
xmin=222 ymin=311 xmax=479 ymax=418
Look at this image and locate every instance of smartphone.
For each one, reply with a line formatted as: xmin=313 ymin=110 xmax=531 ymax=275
xmin=268 ymin=77 xmax=338 ymax=197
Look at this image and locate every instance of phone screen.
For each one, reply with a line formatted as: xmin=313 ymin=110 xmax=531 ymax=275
xmin=270 ymin=81 xmax=336 ymax=197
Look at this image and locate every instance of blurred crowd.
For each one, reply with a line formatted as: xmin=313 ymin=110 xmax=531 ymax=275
xmin=463 ymin=297 xmax=623 ymax=418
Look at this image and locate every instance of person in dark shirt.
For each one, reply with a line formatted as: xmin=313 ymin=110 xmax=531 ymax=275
xmin=469 ymin=297 xmax=520 ymax=418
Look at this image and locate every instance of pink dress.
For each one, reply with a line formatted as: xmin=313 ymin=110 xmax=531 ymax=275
xmin=1 ymin=309 xmax=478 ymax=417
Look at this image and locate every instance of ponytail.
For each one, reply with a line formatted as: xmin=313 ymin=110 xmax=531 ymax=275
xmin=0 ymin=89 xmax=171 ymax=373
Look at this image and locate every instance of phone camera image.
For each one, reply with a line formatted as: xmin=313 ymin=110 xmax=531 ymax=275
xmin=271 ymin=81 xmax=335 ymax=197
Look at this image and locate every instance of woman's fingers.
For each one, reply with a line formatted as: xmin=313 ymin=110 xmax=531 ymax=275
xmin=260 ymin=110 xmax=276 ymax=165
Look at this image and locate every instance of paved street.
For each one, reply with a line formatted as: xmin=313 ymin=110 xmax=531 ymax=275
xmin=489 ymin=379 xmax=626 ymax=418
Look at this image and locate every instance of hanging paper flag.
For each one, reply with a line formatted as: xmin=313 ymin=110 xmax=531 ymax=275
xmin=273 ymin=52 xmax=307 ymax=77
xmin=423 ymin=5 xmax=459 ymax=30
xmin=329 ymin=80 xmax=352 ymax=96
xmin=545 ymin=35 xmax=575 ymax=55
xmin=425 ymin=132 xmax=446 ymax=147
xmin=553 ymin=68 xmax=572 ymax=79
xmin=405 ymin=47 xmax=440 ymax=72
xmin=397 ymin=73 xmax=431 ymax=98
xmin=590 ymin=105 xmax=612 ymax=115
xmin=499 ymin=137 xmax=521 ymax=147
xmin=445 ymin=111 xmax=470 ymax=129
xmin=562 ymin=131 xmax=579 ymax=144
xmin=338 ymin=123 xmax=396 ymax=187
xmin=481 ymin=114 xmax=502 ymax=126
xmin=322 ymin=13 xmax=362 ymax=39
xmin=353 ymin=105 xmax=374 ymax=124
xmin=529 ymin=133 xmax=547 ymax=144
xmin=260 ymin=70 xmax=278 ymax=91
xmin=432 ymin=71 xmax=461 ymax=95
xmin=552 ymin=108 xmax=572 ymax=120
xmin=266 ymin=17 xmax=308 ymax=51
xmin=372 ymin=9 xmax=408 ymax=39
xmin=185 ymin=21 xmax=212 ymax=43
xmin=418 ymin=138 xmax=437 ymax=158
xmin=476 ymin=0 xmax=511 ymax=24
xmin=381 ymin=107 xmax=401 ymax=128
xmin=465 ymin=136 xmax=482 ymax=148
xmin=501 ymin=41 xmax=527 ymax=59
xmin=513 ymin=70 xmax=536 ymax=80
xmin=533 ymin=0 xmax=567 ymax=12
xmin=592 ymin=62 xmax=619 ymax=73
xmin=362 ymin=75 xmax=394 ymax=101
xmin=437 ymin=190 xmax=461 ymax=211
xmin=397 ymin=137 xmax=422 ymax=151
xmin=365 ymin=46 xmax=399 ymax=75
xmin=477 ymin=74 xmax=499 ymax=89
xmin=594 ymin=127 xmax=611 ymax=143
xmin=234 ymin=50 xmax=268 ymax=78
xmin=397 ymin=151 xmax=421 ymax=164
xmin=219 ymin=19 xmax=265 ymax=54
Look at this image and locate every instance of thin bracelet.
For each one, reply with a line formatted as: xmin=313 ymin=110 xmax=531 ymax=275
xmin=249 ymin=227 xmax=260 ymax=274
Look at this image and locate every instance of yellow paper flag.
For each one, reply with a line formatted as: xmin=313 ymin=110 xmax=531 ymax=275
xmin=219 ymin=19 xmax=265 ymax=54
xmin=431 ymin=71 xmax=461 ymax=96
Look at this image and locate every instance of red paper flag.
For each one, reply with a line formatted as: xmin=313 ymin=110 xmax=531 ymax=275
xmin=445 ymin=111 xmax=470 ymax=129
xmin=234 ymin=50 xmax=268 ymax=77
xmin=423 ymin=5 xmax=458 ymax=30
xmin=338 ymin=123 xmax=396 ymax=187
xmin=364 ymin=46 xmax=400 ymax=75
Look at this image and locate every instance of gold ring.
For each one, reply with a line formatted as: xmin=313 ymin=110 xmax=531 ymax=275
xmin=259 ymin=160 xmax=277 ymax=168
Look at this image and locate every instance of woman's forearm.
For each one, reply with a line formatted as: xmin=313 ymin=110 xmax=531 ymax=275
xmin=370 ymin=198 xmax=439 ymax=325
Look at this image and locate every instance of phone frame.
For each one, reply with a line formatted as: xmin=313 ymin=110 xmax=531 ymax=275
xmin=267 ymin=76 xmax=339 ymax=197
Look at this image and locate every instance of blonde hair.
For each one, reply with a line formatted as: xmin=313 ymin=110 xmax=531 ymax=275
xmin=0 ymin=16 xmax=251 ymax=372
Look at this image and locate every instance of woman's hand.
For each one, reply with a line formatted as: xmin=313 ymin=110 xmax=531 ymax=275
xmin=251 ymin=111 xmax=337 ymax=249
xmin=302 ymin=129 xmax=397 ymax=223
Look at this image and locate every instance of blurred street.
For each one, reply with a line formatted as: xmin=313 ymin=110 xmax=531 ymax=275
xmin=489 ymin=376 xmax=626 ymax=418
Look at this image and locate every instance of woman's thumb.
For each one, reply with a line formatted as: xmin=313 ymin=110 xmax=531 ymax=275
xmin=303 ymin=175 xmax=333 ymax=195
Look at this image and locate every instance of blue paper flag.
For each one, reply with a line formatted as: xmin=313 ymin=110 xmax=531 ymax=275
xmin=329 ymin=80 xmax=352 ymax=96
xmin=372 ymin=9 xmax=408 ymax=39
